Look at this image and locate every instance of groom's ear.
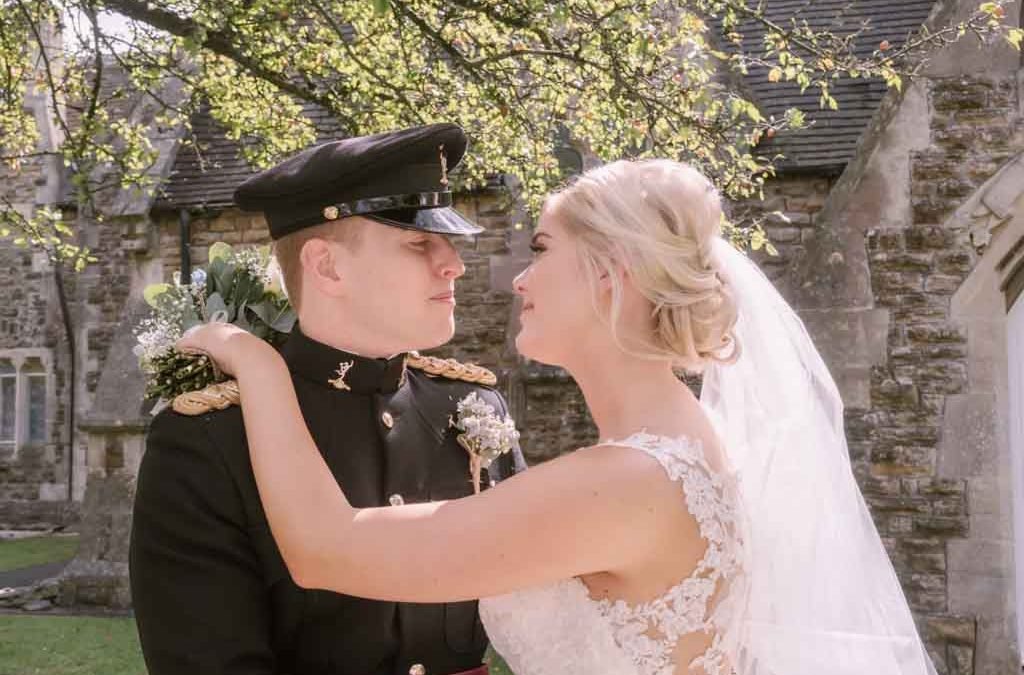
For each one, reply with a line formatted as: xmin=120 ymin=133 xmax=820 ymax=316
xmin=300 ymin=237 xmax=347 ymax=298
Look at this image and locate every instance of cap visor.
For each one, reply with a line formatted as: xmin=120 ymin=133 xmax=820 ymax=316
xmin=414 ymin=207 xmax=484 ymax=235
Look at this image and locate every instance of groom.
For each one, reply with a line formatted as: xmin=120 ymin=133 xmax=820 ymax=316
xmin=129 ymin=123 xmax=526 ymax=675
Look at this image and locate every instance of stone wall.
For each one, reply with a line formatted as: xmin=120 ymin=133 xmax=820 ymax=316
xmin=762 ymin=49 xmax=1023 ymax=672
xmin=0 ymin=27 xmax=75 ymax=521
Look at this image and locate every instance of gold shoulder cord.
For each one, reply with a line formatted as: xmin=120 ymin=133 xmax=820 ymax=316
xmin=406 ymin=352 xmax=497 ymax=386
xmin=170 ymin=354 xmax=497 ymax=416
xmin=172 ymin=380 xmax=240 ymax=416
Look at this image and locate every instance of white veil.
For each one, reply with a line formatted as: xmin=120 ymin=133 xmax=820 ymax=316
xmin=701 ymin=238 xmax=937 ymax=675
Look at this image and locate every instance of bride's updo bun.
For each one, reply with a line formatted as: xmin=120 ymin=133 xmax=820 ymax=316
xmin=548 ymin=159 xmax=740 ymax=372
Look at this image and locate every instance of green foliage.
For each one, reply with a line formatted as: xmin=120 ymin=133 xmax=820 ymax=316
xmin=0 ymin=0 xmax=1019 ymax=262
xmin=137 ymin=242 xmax=295 ymax=399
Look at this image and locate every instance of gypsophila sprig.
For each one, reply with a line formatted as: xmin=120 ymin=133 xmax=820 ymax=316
xmin=134 ymin=242 xmax=296 ymax=403
xmin=451 ymin=392 xmax=520 ymax=494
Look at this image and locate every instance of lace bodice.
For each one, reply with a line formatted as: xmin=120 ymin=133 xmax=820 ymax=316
xmin=479 ymin=432 xmax=746 ymax=675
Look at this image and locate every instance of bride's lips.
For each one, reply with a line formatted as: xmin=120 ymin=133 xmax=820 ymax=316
xmin=431 ymin=291 xmax=456 ymax=304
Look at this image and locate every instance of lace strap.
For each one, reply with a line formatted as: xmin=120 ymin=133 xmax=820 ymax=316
xmin=599 ymin=430 xmax=712 ymax=482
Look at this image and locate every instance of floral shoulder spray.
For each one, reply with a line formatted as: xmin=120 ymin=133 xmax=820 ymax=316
xmin=135 ymin=242 xmax=296 ymax=405
xmin=451 ymin=392 xmax=520 ymax=494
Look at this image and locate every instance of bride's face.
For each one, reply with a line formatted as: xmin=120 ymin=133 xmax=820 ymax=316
xmin=513 ymin=207 xmax=602 ymax=366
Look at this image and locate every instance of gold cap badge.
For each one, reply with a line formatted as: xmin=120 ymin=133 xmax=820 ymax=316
xmin=323 ymin=205 xmax=340 ymax=220
xmin=439 ymin=144 xmax=449 ymax=188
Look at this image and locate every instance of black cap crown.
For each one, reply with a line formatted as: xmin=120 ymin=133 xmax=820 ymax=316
xmin=233 ymin=123 xmax=483 ymax=239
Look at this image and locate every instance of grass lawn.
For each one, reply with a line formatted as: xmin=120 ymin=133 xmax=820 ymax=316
xmin=0 ymin=535 xmax=79 ymax=573
xmin=0 ymin=615 xmax=145 ymax=675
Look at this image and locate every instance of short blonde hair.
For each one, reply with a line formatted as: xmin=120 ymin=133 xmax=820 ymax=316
xmin=548 ymin=159 xmax=740 ymax=372
xmin=271 ymin=219 xmax=363 ymax=311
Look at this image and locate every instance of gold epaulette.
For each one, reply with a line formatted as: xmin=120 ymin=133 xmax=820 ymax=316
xmin=172 ymin=380 xmax=241 ymax=416
xmin=406 ymin=352 xmax=497 ymax=386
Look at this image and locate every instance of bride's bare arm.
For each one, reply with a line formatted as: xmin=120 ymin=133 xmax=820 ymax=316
xmin=186 ymin=333 xmax=682 ymax=603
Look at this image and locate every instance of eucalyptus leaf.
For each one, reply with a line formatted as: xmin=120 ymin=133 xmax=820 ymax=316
xmin=270 ymin=307 xmax=297 ymax=333
xmin=234 ymin=307 xmax=252 ymax=332
xmin=246 ymin=300 xmax=274 ymax=326
xmin=205 ymin=292 xmax=228 ymax=321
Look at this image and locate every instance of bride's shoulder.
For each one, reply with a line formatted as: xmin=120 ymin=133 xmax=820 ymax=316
xmin=561 ymin=438 xmax=694 ymax=497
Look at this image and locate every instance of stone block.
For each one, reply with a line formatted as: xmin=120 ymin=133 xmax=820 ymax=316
xmin=947 ymin=645 xmax=974 ymax=675
xmin=913 ymin=325 xmax=966 ymax=346
xmin=871 ymin=445 xmax=935 ymax=477
xmin=925 ymin=615 xmax=977 ymax=646
xmin=873 ymin=271 xmax=926 ymax=294
xmin=948 ymin=539 xmax=1011 ymax=577
xmin=949 ymin=572 xmax=1012 ymax=615
xmin=872 ymin=252 xmax=935 ymax=273
xmin=937 ymin=394 xmax=998 ymax=480
xmin=965 ymin=321 xmax=1007 ymax=391
xmin=913 ymin=515 xmax=969 ymax=537
xmin=867 ymin=228 xmax=905 ymax=252
xmin=892 ymin=361 xmax=967 ymax=395
xmin=906 ymin=226 xmax=956 ymax=251
xmin=926 ymin=275 xmax=967 ymax=295
xmin=932 ymin=81 xmax=992 ymax=113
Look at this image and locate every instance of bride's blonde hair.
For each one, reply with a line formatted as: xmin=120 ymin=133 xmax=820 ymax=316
xmin=548 ymin=159 xmax=740 ymax=372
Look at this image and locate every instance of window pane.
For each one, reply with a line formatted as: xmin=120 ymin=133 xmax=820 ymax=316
xmin=27 ymin=375 xmax=46 ymax=443
xmin=1 ymin=376 xmax=14 ymax=441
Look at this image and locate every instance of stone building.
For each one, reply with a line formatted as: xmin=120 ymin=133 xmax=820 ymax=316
xmin=1 ymin=1 xmax=1023 ymax=672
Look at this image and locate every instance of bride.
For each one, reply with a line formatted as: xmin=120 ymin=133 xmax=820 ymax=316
xmin=178 ymin=159 xmax=937 ymax=675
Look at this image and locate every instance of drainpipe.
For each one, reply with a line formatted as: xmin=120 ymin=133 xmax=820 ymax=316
xmin=54 ymin=260 xmax=75 ymax=502
xmin=179 ymin=209 xmax=191 ymax=282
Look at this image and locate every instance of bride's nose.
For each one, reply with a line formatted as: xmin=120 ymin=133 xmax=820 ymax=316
xmin=513 ymin=268 xmax=529 ymax=295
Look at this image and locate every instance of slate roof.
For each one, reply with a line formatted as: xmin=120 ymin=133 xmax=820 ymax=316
xmin=723 ymin=0 xmax=938 ymax=172
xmin=158 ymin=1 xmax=939 ymax=208
xmin=155 ymin=103 xmax=347 ymax=210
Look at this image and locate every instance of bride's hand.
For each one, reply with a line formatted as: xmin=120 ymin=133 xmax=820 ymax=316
xmin=175 ymin=323 xmax=275 ymax=378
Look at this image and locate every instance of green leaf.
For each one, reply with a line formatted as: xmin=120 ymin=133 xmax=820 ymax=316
xmin=208 ymin=242 xmax=232 ymax=263
xmin=205 ymin=292 xmax=228 ymax=321
xmin=246 ymin=301 xmax=276 ymax=326
xmin=144 ymin=283 xmax=171 ymax=308
xmin=1007 ymin=28 xmax=1023 ymax=50
xmin=372 ymin=0 xmax=390 ymax=14
xmin=270 ymin=307 xmax=297 ymax=333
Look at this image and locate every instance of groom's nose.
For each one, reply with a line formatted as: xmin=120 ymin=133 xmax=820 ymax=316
xmin=436 ymin=238 xmax=466 ymax=280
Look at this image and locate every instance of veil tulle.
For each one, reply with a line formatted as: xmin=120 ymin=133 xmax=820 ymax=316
xmin=701 ymin=238 xmax=937 ymax=675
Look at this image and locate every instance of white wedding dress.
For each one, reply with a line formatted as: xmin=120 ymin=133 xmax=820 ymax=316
xmin=479 ymin=431 xmax=748 ymax=675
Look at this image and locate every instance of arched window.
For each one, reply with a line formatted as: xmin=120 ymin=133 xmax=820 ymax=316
xmin=0 ymin=351 xmax=52 ymax=450
xmin=0 ymin=361 xmax=15 ymax=443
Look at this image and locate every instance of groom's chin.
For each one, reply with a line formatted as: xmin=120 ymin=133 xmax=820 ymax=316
xmin=415 ymin=319 xmax=456 ymax=352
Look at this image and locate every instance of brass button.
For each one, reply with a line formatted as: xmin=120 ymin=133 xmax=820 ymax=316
xmin=409 ymin=665 xmax=426 ymax=675
xmin=382 ymin=411 xmax=394 ymax=429
xmin=389 ymin=494 xmax=405 ymax=507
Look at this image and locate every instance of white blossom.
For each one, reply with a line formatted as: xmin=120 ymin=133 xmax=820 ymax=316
xmin=453 ymin=392 xmax=520 ymax=468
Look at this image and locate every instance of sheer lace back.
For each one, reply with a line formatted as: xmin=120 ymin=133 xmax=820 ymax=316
xmin=479 ymin=431 xmax=747 ymax=675
xmin=595 ymin=432 xmax=745 ymax=675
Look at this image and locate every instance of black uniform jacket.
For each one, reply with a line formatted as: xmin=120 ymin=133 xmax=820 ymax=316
xmin=129 ymin=326 xmax=526 ymax=675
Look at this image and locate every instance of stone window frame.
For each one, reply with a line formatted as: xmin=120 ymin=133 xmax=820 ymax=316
xmin=0 ymin=348 xmax=55 ymax=455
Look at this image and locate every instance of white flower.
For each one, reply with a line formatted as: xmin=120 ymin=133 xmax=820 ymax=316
xmin=452 ymin=392 xmax=520 ymax=469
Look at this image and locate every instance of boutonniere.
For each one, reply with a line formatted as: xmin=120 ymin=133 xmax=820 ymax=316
xmin=450 ymin=392 xmax=520 ymax=494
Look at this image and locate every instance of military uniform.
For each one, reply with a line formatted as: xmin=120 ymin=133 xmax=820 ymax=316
xmin=129 ymin=123 xmax=527 ymax=675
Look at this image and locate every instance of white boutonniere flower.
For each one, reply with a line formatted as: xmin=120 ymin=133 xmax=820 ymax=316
xmin=451 ymin=392 xmax=520 ymax=494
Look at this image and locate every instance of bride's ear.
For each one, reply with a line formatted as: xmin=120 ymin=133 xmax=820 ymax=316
xmin=596 ymin=257 xmax=629 ymax=292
